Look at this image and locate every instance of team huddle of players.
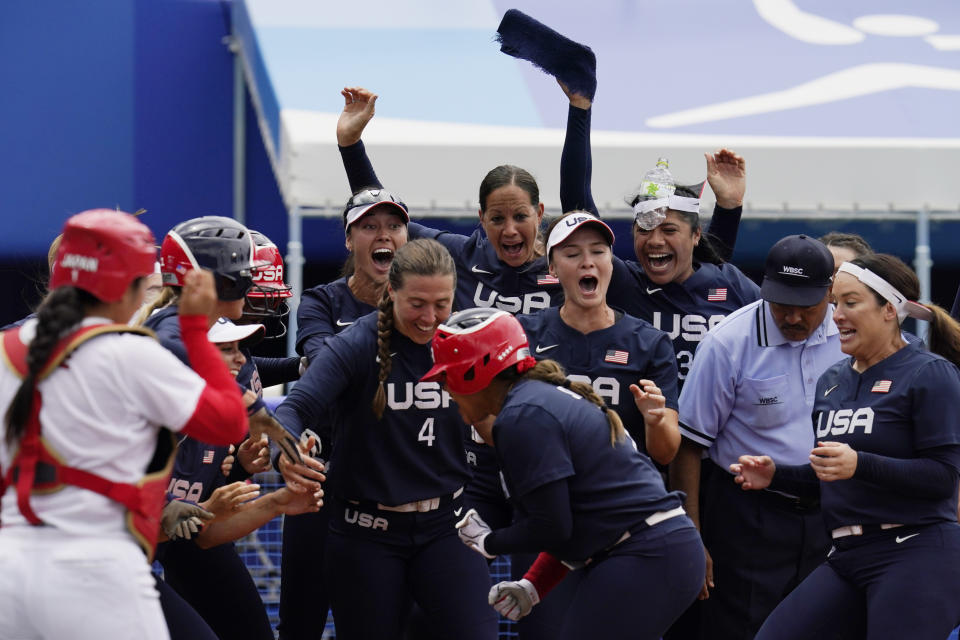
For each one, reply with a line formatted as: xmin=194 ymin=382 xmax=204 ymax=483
xmin=2 ymin=11 xmax=960 ymax=640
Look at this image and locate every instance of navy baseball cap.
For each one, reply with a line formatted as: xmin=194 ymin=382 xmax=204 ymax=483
xmin=760 ymin=234 xmax=833 ymax=306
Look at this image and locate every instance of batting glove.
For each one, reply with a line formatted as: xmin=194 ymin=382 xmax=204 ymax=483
xmin=455 ymin=508 xmax=495 ymax=559
xmin=488 ymin=579 xmax=540 ymax=621
xmin=161 ymin=500 xmax=214 ymax=541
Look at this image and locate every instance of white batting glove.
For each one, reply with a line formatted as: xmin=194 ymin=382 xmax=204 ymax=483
xmin=455 ymin=508 xmax=495 ymax=559
xmin=298 ymin=356 xmax=308 ymax=376
xmin=488 ymin=579 xmax=540 ymax=621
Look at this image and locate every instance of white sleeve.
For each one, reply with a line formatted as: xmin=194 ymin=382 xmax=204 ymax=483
xmin=117 ymin=335 xmax=206 ymax=433
xmin=678 ymin=334 xmax=736 ymax=448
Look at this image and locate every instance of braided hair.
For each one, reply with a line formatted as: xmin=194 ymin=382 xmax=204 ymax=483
xmin=371 ymin=239 xmax=456 ymax=419
xmin=497 ymin=359 xmax=625 ymax=446
xmin=5 ymin=286 xmax=100 ymax=446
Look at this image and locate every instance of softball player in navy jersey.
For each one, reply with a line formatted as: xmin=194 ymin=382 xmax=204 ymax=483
xmin=275 ymin=239 xmax=497 ymax=640
xmin=422 ymin=308 xmax=703 ymax=640
xmin=0 ymin=210 xmax=248 ymax=640
xmin=732 ymin=254 xmax=960 ymax=639
xmin=510 ymin=211 xmax=681 ymax=638
xmin=281 ymin=191 xmax=409 ymax=639
xmin=555 ymin=80 xmax=760 ymax=385
xmin=142 ymin=216 xmax=308 ymax=640
xmin=338 ymin=88 xmax=572 ymax=540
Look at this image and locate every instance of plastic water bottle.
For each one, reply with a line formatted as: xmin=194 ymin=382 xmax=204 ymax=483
xmin=640 ymin=158 xmax=675 ymax=197
xmin=629 ymin=157 xmax=676 ymax=229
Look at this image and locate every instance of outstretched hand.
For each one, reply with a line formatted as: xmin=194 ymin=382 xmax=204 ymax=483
xmin=729 ymin=454 xmax=775 ymax=490
xmin=705 ymin=148 xmax=746 ymax=209
xmin=630 ymin=379 xmax=667 ymax=427
xmin=337 ymin=86 xmax=378 ymax=147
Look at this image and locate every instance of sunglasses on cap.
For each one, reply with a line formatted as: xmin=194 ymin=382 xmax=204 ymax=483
xmin=343 ymin=189 xmax=410 ymax=228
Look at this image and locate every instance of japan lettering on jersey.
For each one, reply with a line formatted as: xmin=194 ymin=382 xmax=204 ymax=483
xmin=609 ymin=259 xmax=761 ymax=382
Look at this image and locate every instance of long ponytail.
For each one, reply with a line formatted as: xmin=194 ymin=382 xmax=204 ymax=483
xmin=5 ymin=287 xmax=98 ymax=446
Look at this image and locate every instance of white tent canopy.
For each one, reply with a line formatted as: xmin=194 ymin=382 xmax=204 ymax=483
xmin=235 ymin=0 xmax=960 ymax=214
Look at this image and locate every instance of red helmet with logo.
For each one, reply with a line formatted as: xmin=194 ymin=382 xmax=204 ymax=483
xmin=421 ymin=308 xmax=536 ymax=395
xmin=243 ymin=230 xmax=292 ymax=337
xmin=49 ymin=209 xmax=157 ymax=302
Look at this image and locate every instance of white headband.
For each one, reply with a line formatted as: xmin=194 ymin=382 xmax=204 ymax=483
xmin=837 ymin=262 xmax=932 ymax=323
xmin=632 ymin=194 xmax=701 ymax=217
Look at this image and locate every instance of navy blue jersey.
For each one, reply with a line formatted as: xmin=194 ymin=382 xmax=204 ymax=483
xmin=494 ymin=379 xmax=683 ymax=563
xmin=296 ymin=276 xmax=376 ymax=359
xmin=608 ymin=258 xmax=760 ymax=383
xmin=410 ymin=223 xmax=563 ymax=314
xmin=812 ymin=341 xmax=960 ymax=530
xmin=517 ymin=307 xmax=679 ymax=455
xmin=276 ymin=311 xmax=471 ymax=506
xmin=146 ymin=306 xmax=256 ymax=503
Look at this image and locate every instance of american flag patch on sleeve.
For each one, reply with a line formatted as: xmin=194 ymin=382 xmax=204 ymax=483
xmin=538 ymin=274 xmax=560 ymax=286
xmin=202 ymin=450 xmax=215 ymax=464
xmin=871 ymin=380 xmax=892 ymax=393
xmin=707 ymin=288 xmax=727 ymax=301
xmin=604 ymin=349 xmax=629 ymax=364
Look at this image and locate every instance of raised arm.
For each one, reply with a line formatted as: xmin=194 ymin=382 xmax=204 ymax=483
xmin=558 ymin=80 xmax=598 ymax=216
xmin=337 ymin=87 xmax=384 ymax=192
xmin=704 ymin=149 xmax=746 ymax=260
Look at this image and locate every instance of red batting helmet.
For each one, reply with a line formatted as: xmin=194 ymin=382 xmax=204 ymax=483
xmin=50 ymin=209 xmax=157 ymax=302
xmin=421 ymin=308 xmax=536 ymax=395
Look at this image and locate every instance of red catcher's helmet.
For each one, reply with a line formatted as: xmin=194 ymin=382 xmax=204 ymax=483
xmin=421 ymin=308 xmax=536 ymax=395
xmin=49 ymin=209 xmax=157 ymax=302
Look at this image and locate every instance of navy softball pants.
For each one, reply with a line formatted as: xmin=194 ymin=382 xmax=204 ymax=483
xmin=277 ymin=508 xmax=331 ymax=639
xmin=559 ymin=516 xmax=705 ymax=640
xmin=756 ymin=522 xmax=960 ymax=640
xmin=323 ymin=497 xmax=497 ymax=640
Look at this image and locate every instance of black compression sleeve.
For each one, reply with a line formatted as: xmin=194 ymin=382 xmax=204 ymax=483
xmin=769 ymin=462 xmax=820 ymax=498
xmin=559 ymin=104 xmax=598 ymax=216
xmin=484 ymin=479 xmax=573 ymax=555
xmin=338 ymin=140 xmax=383 ymax=193
xmin=705 ymin=204 xmax=742 ymax=261
xmin=251 ymin=356 xmax=301 ymax=387
xmin=855 ymin=446 xmax=960 ymax=499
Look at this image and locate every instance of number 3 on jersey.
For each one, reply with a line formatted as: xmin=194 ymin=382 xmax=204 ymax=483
xmin=418 ymin=417 xmax=436 ymax=447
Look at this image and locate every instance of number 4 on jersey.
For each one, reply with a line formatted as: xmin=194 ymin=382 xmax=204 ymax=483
xmin=418 ymin=417 xmax=436 ymax=447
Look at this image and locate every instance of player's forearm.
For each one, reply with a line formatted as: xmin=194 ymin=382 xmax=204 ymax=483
xmin=669 ymin=439 xmax=704 ymax=530
xmin=180 ymin=314 xmax=248 ymax=445
xmin=195 ymin=493 xmax=283 ymax=549
xmin=484 ymin=480 xmax=572 ymax=555
xmin=646 ymin=409 xmax=681 ymax=466
xmin=854 ymin=448 xmax=959 ymax=499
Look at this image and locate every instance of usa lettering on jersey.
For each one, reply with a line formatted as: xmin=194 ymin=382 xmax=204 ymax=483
xmin=385 ymin=381 xmax=451 ymax=410
xmin=473 ymin=282 xmax=550 ymax=315
xmin=815 ymin=407 xmax=875 ymax=438
xmin=567 ymin=374 xmax=620 ymax=406
xmin=651 ymin=312 xmax=726 ymax=342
